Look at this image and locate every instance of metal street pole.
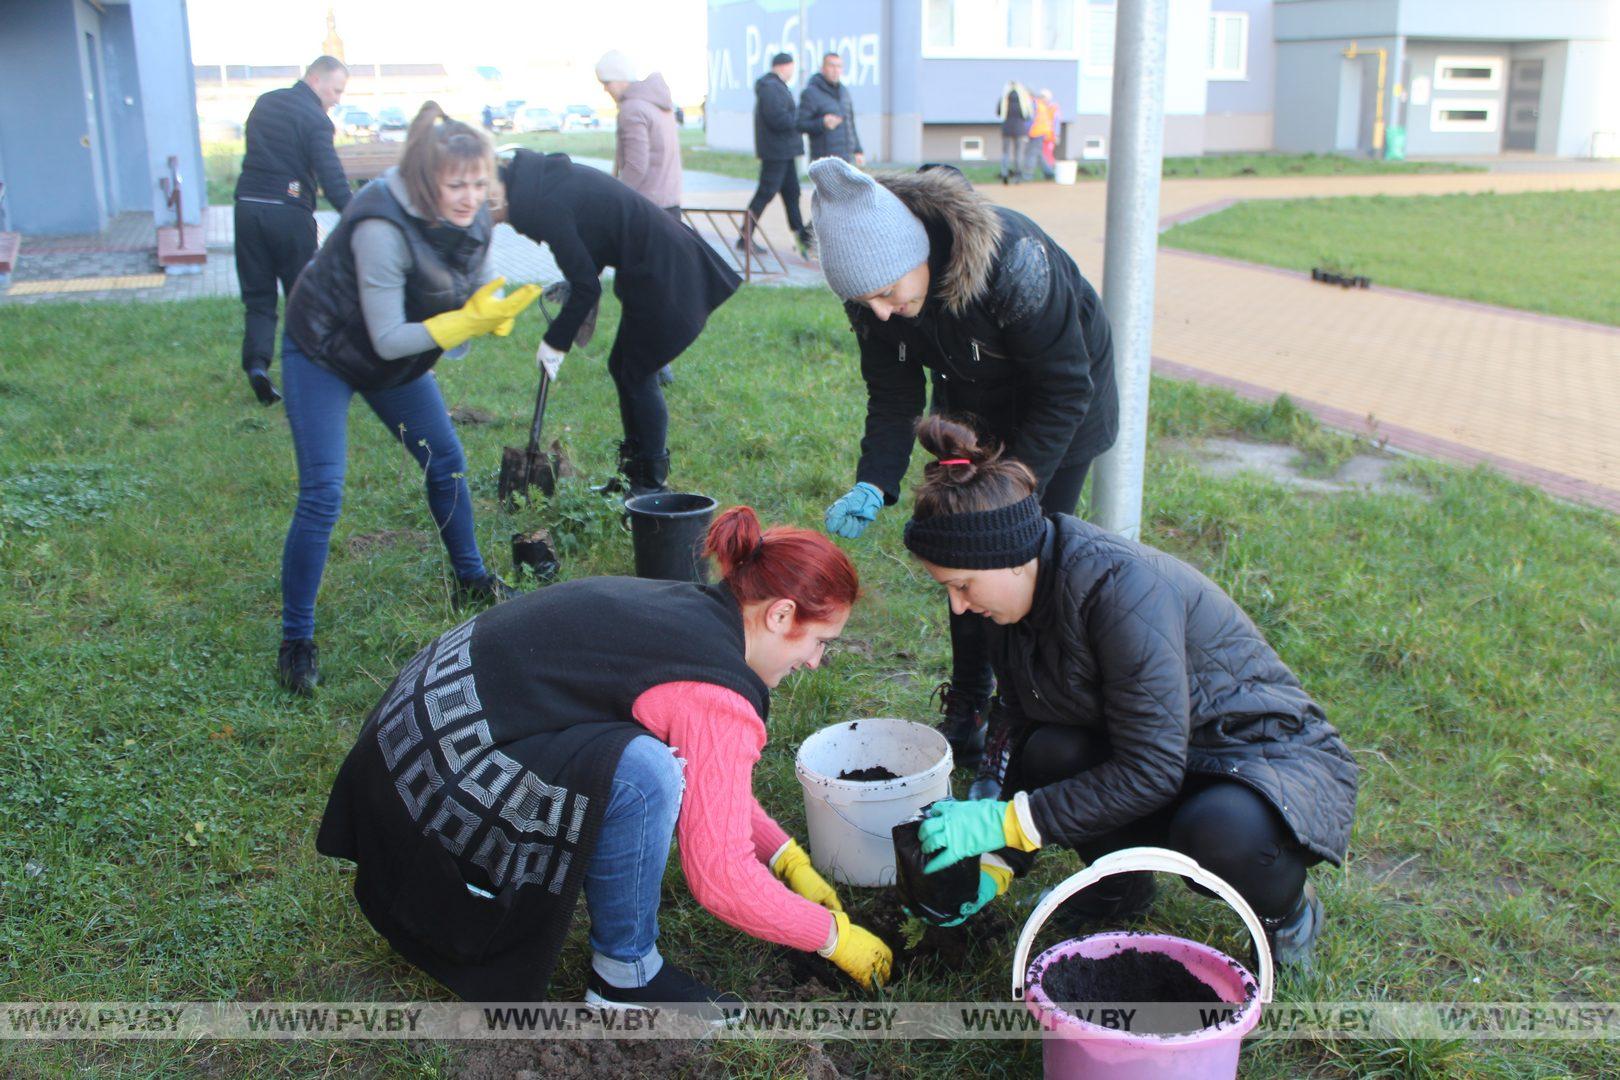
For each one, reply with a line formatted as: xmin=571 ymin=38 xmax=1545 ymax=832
xmin=1089 ymin=0 xmax=1170 ymax=540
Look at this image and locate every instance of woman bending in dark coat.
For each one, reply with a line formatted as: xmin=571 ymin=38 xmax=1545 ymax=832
xmin=902 ymin=416 xmax=1359 ymax=966
xmin=496 ymin=149 xmax=741 ymax=495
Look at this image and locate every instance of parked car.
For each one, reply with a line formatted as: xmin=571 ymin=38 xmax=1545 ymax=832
xmin=490 ymin=99 xmax=529 ymax=132
xmin=561 ymin=104 xmax=600 ymax=130
xmin=514 ymin=106 xmax=562 ymax=133
xmin=340 ymin=109 xmax=377 ymax=139
xmin=376 ymin=107 xmax=408 ymax=131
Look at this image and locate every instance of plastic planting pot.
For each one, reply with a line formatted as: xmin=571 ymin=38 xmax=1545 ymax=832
xmin=624 ymin=492 xmax=717 ymax=583
xmin=1012 ymin=847 xmax=1275 ymax=1080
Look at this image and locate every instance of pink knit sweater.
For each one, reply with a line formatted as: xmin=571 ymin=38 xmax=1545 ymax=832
xmin=631 ymin=682 xmax=835 ymax=953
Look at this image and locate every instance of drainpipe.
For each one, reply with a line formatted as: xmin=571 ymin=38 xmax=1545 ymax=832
xmin=1343 ymin=40 xmax=1389 ymax=154
xmin=1089 ymin=0 xmax=1169 ymax=540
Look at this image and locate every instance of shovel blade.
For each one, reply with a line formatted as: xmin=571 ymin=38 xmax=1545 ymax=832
xmin=498 ymin=445 xmax=531 ymax=506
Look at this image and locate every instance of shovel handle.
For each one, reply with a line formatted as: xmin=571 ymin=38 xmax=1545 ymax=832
xmin=527 ymin=369 xmax=550 ymax=456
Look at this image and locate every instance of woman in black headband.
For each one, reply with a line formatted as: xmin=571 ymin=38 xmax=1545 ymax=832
xmin=901 ymin=415 xmax=1358 ymax=966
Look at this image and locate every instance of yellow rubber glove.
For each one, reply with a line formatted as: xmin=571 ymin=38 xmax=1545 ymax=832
xmin=982 ymin=858 xmax=1014 ymax=896
xmin=1004 ymin=800 xmax=1040 ymax=852
xmin=423 ymin=278 xmax=542 ymax=350
xmin=771 ymin=839 xmax=844 ymax=912
xmin=823 ymin=911 xmax=893 ymax=989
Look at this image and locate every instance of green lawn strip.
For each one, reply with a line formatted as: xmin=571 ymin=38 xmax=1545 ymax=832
xmin=1 ymin=291 xmax=1616 ymax=1076
xmin=1162 ymin=189 xmax=1620 ymax=327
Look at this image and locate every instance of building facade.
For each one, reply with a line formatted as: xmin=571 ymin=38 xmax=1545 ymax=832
xmin=0 ymin=0 xmax=205 ymax=235
xmin=704 ymin=0 xmax=1619 ymax=163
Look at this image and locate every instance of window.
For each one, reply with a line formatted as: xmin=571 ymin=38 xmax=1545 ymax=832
xmin=1087 ymin=5 xmax=1116 ymax=71
xmin=1433 ymin=55 xmax=1502 ymax=92
xmin=1042 ymin=0 xmax=1075 ymax=50
xmin=927 ymin=0 xmax=956 ymax=49
xmin=1430 ymin=98 xmax=1498 ymax=133
xmin=1207 ymin=12 xmax=1248 ymax=80
xmin=1008 ymin=0 xmax=1034 ymax=48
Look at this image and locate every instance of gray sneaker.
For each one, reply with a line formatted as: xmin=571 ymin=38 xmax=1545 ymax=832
xmin=1264 ymin=881 xmax=1323 ymax=969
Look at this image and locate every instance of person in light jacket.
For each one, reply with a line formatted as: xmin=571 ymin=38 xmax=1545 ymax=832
xmin=596 ymin=51 xmax=684 ymax=215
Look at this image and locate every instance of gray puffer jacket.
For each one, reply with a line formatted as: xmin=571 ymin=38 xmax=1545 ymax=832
xmin=991 ymin=515 xmax=1359 ymax=864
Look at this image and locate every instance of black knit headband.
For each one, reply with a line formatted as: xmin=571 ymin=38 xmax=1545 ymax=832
xmin=902 ymin=495 xmax=1044 ymax=569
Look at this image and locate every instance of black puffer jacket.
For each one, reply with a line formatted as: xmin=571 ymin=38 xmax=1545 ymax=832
xmin=992 ymin=515 xmax=1359 ymax=865
xmin=753 ymin=71 xmax=803 ymax=160
xmin=797 ymin=73 xmax=861 ymax=162
xmin=846 ymin=167 xmax=1117 ymax=501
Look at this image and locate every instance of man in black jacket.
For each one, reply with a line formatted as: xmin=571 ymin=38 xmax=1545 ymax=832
xmin=797 ymin=53 xmax=863 ymax=165
xmin=233 ymin=55 xmax=353 ymax=405
xmin=810 ymin=157 xmax=1117 ymax=768
xmin=742 ymin=53 xmax=810 ymax=258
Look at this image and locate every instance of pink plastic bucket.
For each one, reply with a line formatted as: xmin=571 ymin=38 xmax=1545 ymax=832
xmin=1011 ymin=847 xmax=1274 ymax=1080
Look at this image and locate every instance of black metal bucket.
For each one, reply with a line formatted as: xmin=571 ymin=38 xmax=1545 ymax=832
xmin=624 ymin=492 xmax=717 ymax=583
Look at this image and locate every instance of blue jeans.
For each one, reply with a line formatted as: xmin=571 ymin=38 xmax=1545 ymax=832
xmin=279 ymin=335 xmax=487 ymax=640
xmin=583 ymin=735 xmax=684 ymax=987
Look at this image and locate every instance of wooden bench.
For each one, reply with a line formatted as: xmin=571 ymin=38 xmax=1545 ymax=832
xmin=336 ymin=141 xmax=403 ymax=186
xmin=0 ymin=182 xmax=19 ymax=278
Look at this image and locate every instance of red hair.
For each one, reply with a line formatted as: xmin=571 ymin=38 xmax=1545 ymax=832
xmin=705 ymin=506 xmax=860 ymax=625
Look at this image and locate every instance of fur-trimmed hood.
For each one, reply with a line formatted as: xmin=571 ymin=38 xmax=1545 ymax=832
xmin=875 ymin=168 xmax=1003 ymax=317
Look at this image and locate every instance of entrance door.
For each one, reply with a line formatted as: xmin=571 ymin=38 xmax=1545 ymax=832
xmin=1335 ymin=58 xmax=1365 ymax=151
xmin=1504 ymin=58 xmax=1542 ymax=151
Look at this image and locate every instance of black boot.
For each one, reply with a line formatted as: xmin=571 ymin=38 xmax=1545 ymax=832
xmin=1264 ymin=881 xmax=1323 ymax=969
xmin=277 ymin=638 xmax=319 ymax=696
xmin=453 ymin=573 xmax=518 ymax=610
xmin=246 ymin=366 xmax=282 ymax=406
xmin=932 ymin=681 xmax=989 ymax=771
xmin=624 ymin=450 xmax=671 ymax=498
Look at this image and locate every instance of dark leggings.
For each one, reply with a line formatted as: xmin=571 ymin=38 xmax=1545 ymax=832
xmin=949 ymin=461 xmax=1091 ymax=698
xmin=608 ymin=333 xmax=668 ymax=456
xmin=1019 ymin=724 xmax=1316 ymax=920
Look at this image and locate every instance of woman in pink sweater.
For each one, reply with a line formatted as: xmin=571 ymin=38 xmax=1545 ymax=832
xmin=317 ymin=506 xmax=892 ymax=1015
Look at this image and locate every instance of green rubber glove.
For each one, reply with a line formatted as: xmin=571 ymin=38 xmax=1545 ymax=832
xmin=919 ymin=799 xmax=1011 ymax=873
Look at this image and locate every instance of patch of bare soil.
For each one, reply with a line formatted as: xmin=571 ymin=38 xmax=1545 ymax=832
xmin=449 ymin=405 xmax=499 ymax=425
xmin=344 ymin=528 xmax=430 ymax=555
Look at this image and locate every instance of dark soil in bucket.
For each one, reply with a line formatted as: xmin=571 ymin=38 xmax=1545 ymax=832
xmin=1040 ymin=948 xmax=1232 ymax=1035
xmin=838 ymin=765 xmax=899 ymax=782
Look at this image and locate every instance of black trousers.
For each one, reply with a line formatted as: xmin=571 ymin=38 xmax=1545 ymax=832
xmin=608 ymin=335 xmax=668 ymax=458
xmin=745 ymin=158 xmax=805 ymax=235
xmin=1017 ymin=723 xmax=1317 ymax=920
xmin=235 ymin=200 xmax=317 ymax=373
xmin=949 ymin=460 xmax=1092 ymax=699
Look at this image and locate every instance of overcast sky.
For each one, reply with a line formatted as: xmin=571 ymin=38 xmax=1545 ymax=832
xmin=186 ymin=0 xmax=711 ymax=99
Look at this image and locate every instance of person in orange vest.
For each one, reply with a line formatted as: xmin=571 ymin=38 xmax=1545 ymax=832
xmin=1026 ymin=89 xmax=1060 ymax=181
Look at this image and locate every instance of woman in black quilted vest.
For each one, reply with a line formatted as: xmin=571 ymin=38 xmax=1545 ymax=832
xmin=275 ymin=103 xmax=540 ymax=696
xmin=899 ymin=416 xmax=1359 ymax=967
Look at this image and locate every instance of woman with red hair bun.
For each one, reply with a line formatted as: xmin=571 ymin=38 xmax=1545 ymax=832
xmin=317 ymin=506 xmax=892 ymax=1017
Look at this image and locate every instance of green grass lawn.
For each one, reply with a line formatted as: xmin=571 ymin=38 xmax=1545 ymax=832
xmin=1162 ymin=190 xmax=1620 ymax=327
xmin=2 ymin=288 xmax=1617 ymax=1078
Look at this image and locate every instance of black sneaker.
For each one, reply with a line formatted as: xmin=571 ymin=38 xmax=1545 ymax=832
xmin=734 ymin=235 xmax=766 ymax=256
xmin=1264 ymin=881 xmax=1323 ymax=970
xmin=452 ymin=574 xmax=518 ymax=610
xmin=1046 ymin=873 xmax=1159 ymax=933
xmin=247 ymin=367 xmax=282 ymax=406
xmin=932 ymin=681 xmax=989 ymax=771
xmin=794 ymin=228 xmax=815 ymax=260
xmin=277 ymin=638 xmax=319 ymax=696
xmin=585 ymin=963 xmax=742 ymax=1026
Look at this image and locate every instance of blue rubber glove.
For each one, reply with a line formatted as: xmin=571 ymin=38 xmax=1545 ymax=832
xmin=824 ymin=482 xmax=884 ymax=539
xmin=919 ymin=799 xmax=1012 ymax=873
xmin=936 ymin=864 xmax=1009 ymax=927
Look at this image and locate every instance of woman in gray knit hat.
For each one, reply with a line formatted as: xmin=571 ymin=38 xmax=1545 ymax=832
xmin=808 ymin=155 xmax=1118 ymax=771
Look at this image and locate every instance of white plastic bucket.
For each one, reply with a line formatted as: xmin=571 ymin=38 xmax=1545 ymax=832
xmin=1054 ymin=159 xmax=1079 ymax=185
xmin=795 ymin=718 xmax=953 ymax=887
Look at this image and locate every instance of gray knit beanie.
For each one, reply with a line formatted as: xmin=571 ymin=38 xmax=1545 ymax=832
xmin=809 ymin=157 xmax=930 ymax=301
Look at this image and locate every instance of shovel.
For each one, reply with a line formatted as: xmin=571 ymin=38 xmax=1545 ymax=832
xmin=497 ymin=283 xmax=572 ymax=506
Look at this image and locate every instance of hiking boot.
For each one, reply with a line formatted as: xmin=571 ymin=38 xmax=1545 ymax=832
xmin=453 ymin=573 xmax=518 ymax=610
xmin=1264 ymin=881 xmax=1323 ymax=970
xmin=276 ymin=638 xmax=319 ymax=696
xmin=1045 ymin=872 xmax=1159 ymax=933
xmin=967 ymin=705 xmax=1016 ymax=800
xmin=623 ymin=450 xmax=672 ymax=498
xmin=932 ymin=681 xmax=989 ymax=771
xmin=246 ymin=366 xmax=282 ymax=406
xmin=585 ymin=962 xmax=742 ymax=1026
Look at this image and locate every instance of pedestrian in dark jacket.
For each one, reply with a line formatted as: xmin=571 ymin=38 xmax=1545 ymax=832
xmin=497 ymin=149 xmax=741 ymax=495
xmin=902 ymin=416 xmax=1359 ymax=966
xmin=797 ymin=52 xmax=864 ymax=164
xmin=316 ymin=507 xmax=891 ymax=1010
xmin=996 ymin=81 xmax=1032 ymax=183
xmin=742 ymin=53 xmax=811 ymax=257
xmin=234 ymin=55 xmax=354 ymax=406
xmin=276 ymin=104 xmax=539 ymax=695
xmin=809 ymin=156 xmax=1117 ymax=768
